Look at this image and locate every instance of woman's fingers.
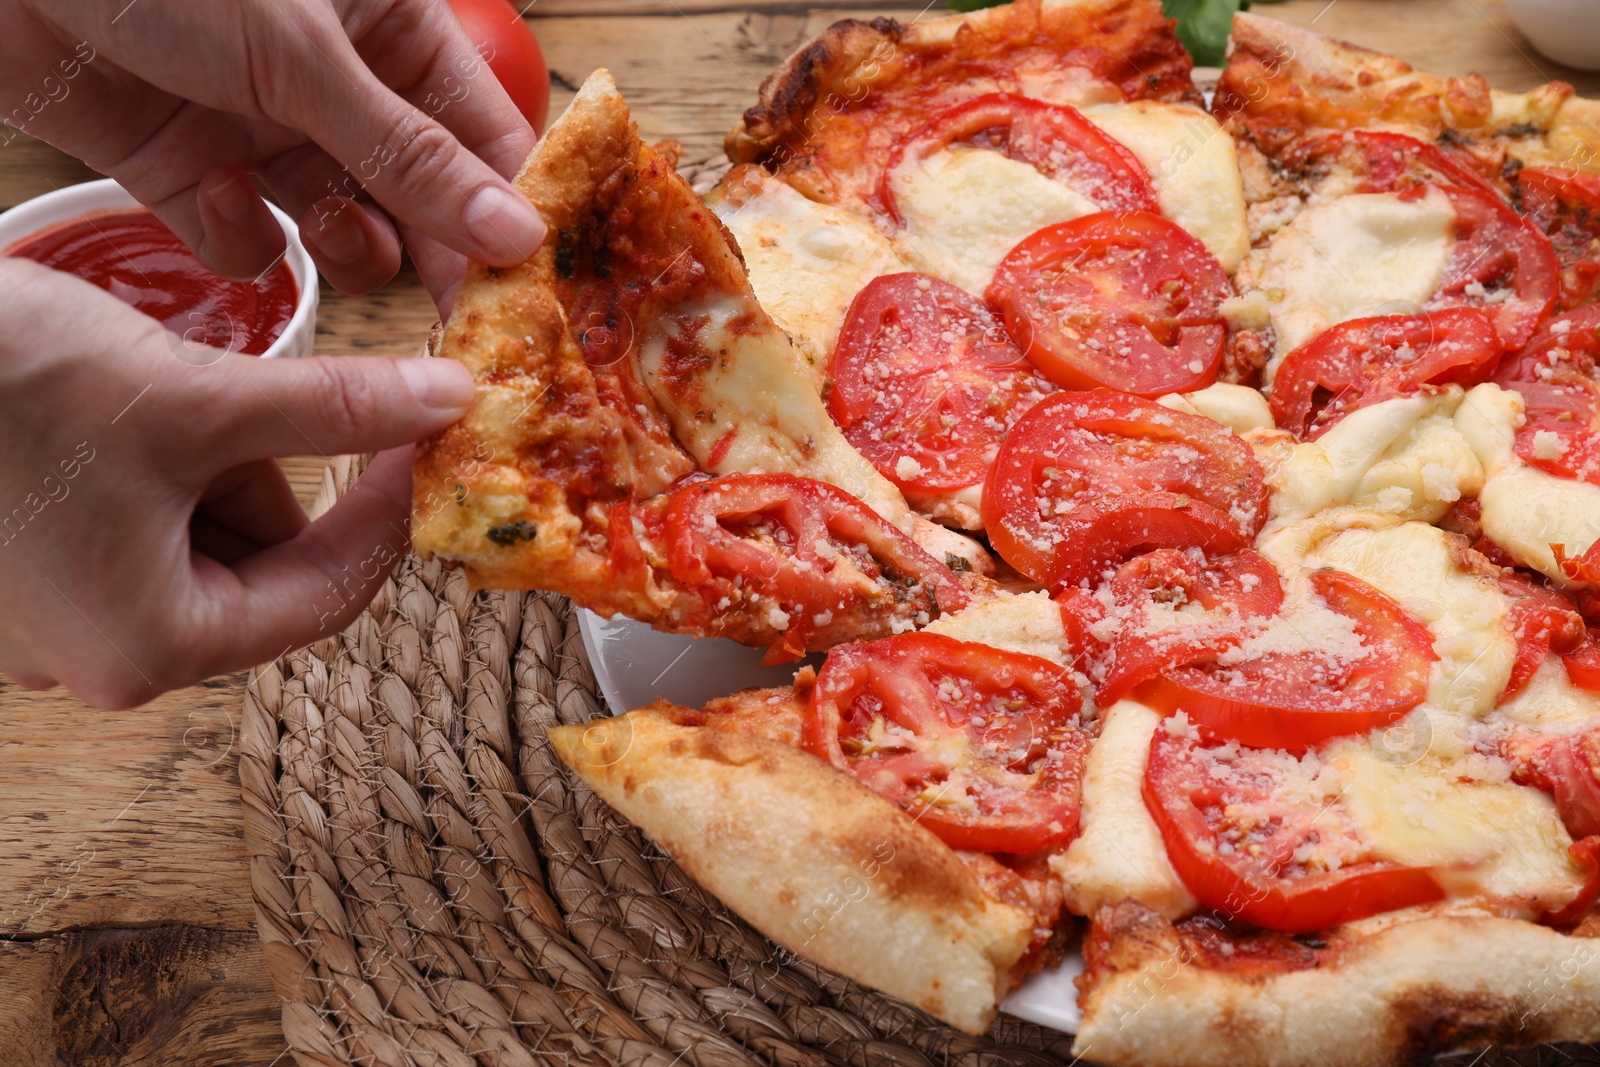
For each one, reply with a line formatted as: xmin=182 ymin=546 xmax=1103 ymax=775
xmin=192 ymin=457 xmax=309 ymax=562
xmin=180 ymin=349 xmax=472 ymax=471
xmin=195 ymin=167 xmax=289 ymax=281
xmin=251 ymin=139 xmax=407 ymax=294
xmin=188 ymin=446 xmax=416 ymax=676
xmin=403 ymin=227 xmax=469 ymax=315
xmin=260 ymin=14 xmax=546 ymax=266
xmin=298 ymin=196 xmax=404 ymax=295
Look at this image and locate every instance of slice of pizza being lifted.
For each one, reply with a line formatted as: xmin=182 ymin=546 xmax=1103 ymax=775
xmin=411 ymin=70 xmax=985 ymax=661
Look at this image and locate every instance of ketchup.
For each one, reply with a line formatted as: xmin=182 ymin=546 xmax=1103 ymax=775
xmin=6 ymin=209 xmax=298 ymax=356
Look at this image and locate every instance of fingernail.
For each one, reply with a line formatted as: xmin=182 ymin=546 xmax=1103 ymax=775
xmin=208 ymin=168 xmax=259 ymax=227
xmin=464 ymin=183 xmax=546 ymax=264
xmin=305 ymin=198 xmax=367 ymax=266
xmin=397 ymin=358 xmax=475 ymax=416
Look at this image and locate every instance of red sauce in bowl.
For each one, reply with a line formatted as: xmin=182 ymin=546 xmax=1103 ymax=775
xmin=6 ymin=209 xmax=299 ymax=355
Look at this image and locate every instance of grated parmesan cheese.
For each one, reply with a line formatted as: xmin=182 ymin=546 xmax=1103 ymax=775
xmin=1532 ymin=429 xmax=1566 ymax=461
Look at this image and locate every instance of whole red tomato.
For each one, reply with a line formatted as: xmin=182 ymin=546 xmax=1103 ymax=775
xmin=445 ymin=0 xmax=551 ymax=134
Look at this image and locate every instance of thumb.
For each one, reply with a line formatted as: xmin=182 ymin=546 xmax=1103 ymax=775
xmin=187 ymin=446 xmax=417 ymax=677
xmin=192 ymin=352 xmax=475 ymax=468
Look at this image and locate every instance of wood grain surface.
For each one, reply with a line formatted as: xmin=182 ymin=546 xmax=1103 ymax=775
xmin=0 ymin=1 xmax=1594 ymax=1064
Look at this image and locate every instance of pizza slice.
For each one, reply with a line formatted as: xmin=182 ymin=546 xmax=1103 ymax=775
xmin=411 ymin=70 xmax=982 ymax=660
xmin=1215 ymin=11 xmax=1600 ymax=372
xmin=560 ymin=497 xmax=1600 ymax=1056
xmin=552 ymin=591 xmax=1089 ymax=1035
xmin=725 ymin=0 xmax=1197 ymax=213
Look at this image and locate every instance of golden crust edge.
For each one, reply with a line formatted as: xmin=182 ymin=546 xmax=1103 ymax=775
xmin=548 ymin=709 xmax=1033 ymax=1034
xmin=412 ymin=70 xmax=634 ymax=581
xmin=1222 ymin=10 xmax=1600 ymax=174
xmin=1076 ymin=908 xmax=1600 ymax=1067
xmin=724 ymin=0 xmax=1188 ymax=167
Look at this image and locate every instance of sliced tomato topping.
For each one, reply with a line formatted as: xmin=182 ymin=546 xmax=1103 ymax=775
xmin=1561 ymin=627 xmax=1600 ymax=694
xmin=1139 ymin=570 xmax=1437 ymax=754
xmin=1268 ymin=308 xmax=1503 ymax=439
xmin=880 ymin=92 xmax=1158 ymax=223
xmin=1290 ymin=129 xmax=1498 ymax=196
xmin=663 ymin=474 xmax=967 ymax=662
xmin=1143 ymin=728 xmax=1445 ymax=933
xmin=803 ymin=632 xmax=1090 ymax=853
xmin=1415 ymin=184 xmax=1558 ymax=351
xmin=826 ymin=273 xmax=1053 ymax=492
xmin=981 ymin=391 xmax=1267 ymax=583
xmin=1554 ymin=544 xmax=1600 ymax=587
xmin=1544 ymin=836 xmax=1600 ymax=927
xmin=1046 ymin=493 xmax=1251 ymax=593
xmin=1056 ymin=585 xmax=1111 ymax=669
xmin=1507 ymin=727 xmax=1600 ymax=841
xmin=986 ymin=212 xmax=1230 ymax=397
xmin=1494 ymin=306 xmax=1600 ymax=483
xmin=1498 ymin=571 xmax=1586 ymax=702
xmin=1515 ymin=166 xmax=1600 ymax=310
xmin=1091 ymin=549 xmax=1284 ymax=707
xmin=1563 ymin=628 xmax=1600 ymax=692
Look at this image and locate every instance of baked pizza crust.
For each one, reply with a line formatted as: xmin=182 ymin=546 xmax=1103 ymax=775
xmin=724 ymin=0 xmax=1197 ymax=208
xmin=412 ymin=69 xmax=694 ymax=602
xmin=1076 ymin=900 xmax=1600 ymax=1067
xmin=1217 ymin=11 xmax=1600 ymax=175
xmin=412 ymin=70 xmax=973 ymax=653
xmin=548 ymin=709 xmax=1034 ymax=1034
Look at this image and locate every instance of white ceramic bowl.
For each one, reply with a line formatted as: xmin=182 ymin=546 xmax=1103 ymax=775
xmin=1505 ymin=0 xmax=1600 ymax=72
xmin=0 ymin=177 xmax=318 ymax=359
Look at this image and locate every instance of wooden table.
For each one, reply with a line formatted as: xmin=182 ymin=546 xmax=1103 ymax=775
xmin=1 ymin=2 xmax=1596 ymax=1063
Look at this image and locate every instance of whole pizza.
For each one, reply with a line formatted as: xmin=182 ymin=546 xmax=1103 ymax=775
xmin=409 ymin=1 xmax=1600 ymax=1062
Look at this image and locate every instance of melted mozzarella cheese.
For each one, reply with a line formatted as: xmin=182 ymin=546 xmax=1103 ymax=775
xmin=1257 ymin=391 xmax=1484 ymax=525
xmin=1247 ymin=187 xmax=1456 ymax=373
xmin=910 ymin=516 xmax=994 ymax=576
xmin=1499 ymin=655 xmax=1600 ymax=728
xmin=1331 ymin=742 xmax=1586 ymax=915
xmin=1085 ymin=101 xmax=1250 ymax=272
xmin=923 ymin=591 xmax=1070 ymax=667
xmin=1052 ymin=701 xmax=1197 ymax=920
xmin=887 ymin=146 xmax=1097 ymax=295
xmin=905 ymin=482 xmax=986 ymax=532
xmin=1254 ymin=508 xmax=1397 ymax=578
xmin=1303 ymin=521 xmax=1516 ymax=717
xmin=1157 ymin=382 xmax=1274 ymax=433
xmin=1457 ymin=382 xmax=1600 ymax=584
xmin=709 ymin=172 xmax=908 ymax=392
xmin=637 ymin=297 xmax=911 ymax=529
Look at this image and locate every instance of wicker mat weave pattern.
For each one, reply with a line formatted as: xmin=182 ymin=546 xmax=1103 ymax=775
xmin=242 ymin=458 xmax=1599 ymax=1067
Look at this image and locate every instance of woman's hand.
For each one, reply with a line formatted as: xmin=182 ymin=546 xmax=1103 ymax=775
xmin=1 ymin=0 xmax=543 ymax=304
xmin=0 ymin=257 xmax=473 ymax=707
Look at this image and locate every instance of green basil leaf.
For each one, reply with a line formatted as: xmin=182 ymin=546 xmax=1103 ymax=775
xmin=1162 ymin=0 xmax=1244 ymax=67
xmin=942 ymin=0 xmax=1252 ymax=67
